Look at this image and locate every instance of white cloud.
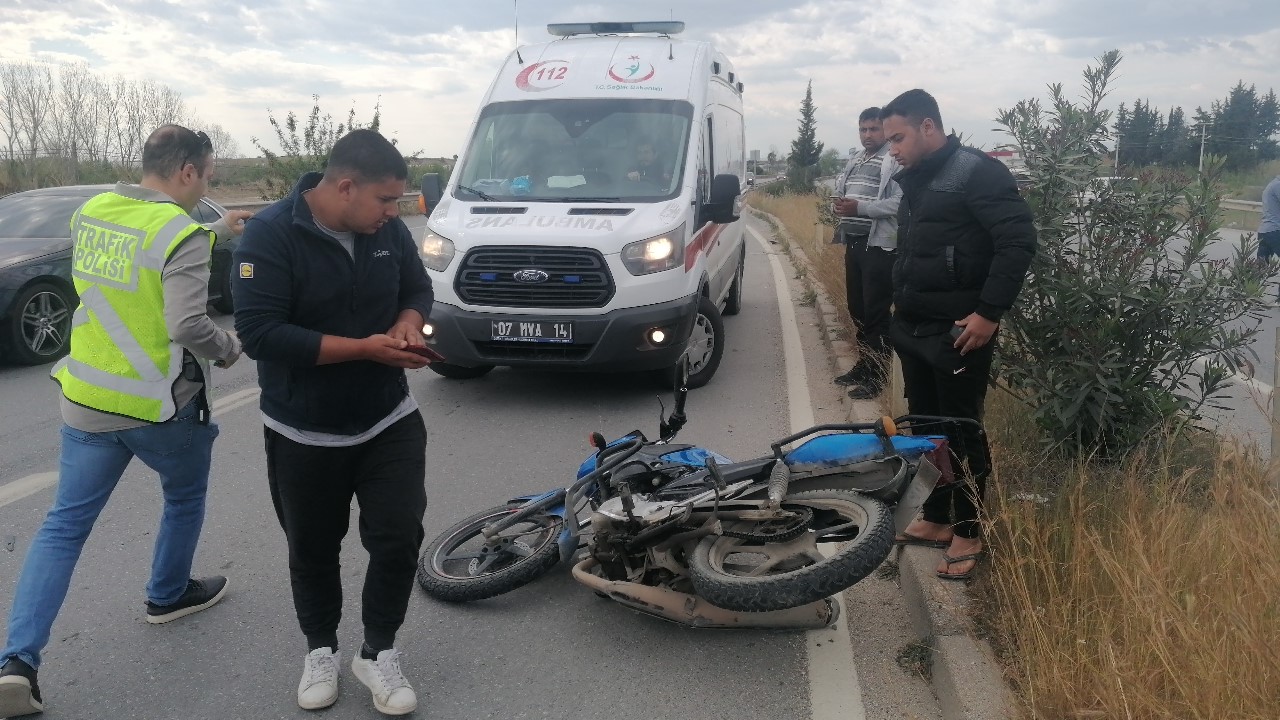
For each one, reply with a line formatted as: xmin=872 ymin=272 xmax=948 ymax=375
xmin=0 ymin=0 xmax=1276 ymax=159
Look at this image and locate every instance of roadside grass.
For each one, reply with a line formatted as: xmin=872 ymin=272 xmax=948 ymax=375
xmin=746 ymin=191 xmax=850 ymax=330
xmin=748 ymin=189 xmax=1280 ymax=719
xmin=978 ymin=390 xmax=1280 ymax=719
xmin=1222 ymin=159 xmax=1280 ymax=202
xmin=1221 ymin=207 xmax=1263 ymax=231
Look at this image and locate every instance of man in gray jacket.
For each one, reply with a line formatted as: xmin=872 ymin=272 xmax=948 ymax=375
xmin=833 ymin=107 xmax=901 ymax=399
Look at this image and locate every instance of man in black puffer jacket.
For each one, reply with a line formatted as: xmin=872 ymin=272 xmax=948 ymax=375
xmin=878 ymin=89 xmax=1036 ymax=581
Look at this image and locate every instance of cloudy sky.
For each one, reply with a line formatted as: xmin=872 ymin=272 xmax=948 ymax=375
xmin=1 ymin=0 xmax=1277 ymax=159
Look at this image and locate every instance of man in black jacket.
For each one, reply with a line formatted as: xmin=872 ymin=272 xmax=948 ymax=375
xmin=233 ymin=129 xmax=433 ymax=715
xmin=879 ymin=90 xmax=1036 ymax=581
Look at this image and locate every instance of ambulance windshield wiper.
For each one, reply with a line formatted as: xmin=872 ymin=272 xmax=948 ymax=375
xmin=557 ymin=196 xmax=623 ymax=202
xmin=457 ymin=184 xmax=497 ymax=202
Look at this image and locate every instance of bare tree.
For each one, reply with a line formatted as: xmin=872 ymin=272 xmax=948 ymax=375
xmin=78 ymin=71 xmax=111 ymax=166
xmin=45 ymin=63 xmax=100 ymax=184
xmin=12 ymin=63 xmax=55 ymax=188
xmin=140 ymin=79 xmax=186 ymax=133
xmin=117 ymin=78 xmax=150 ymax=172
xmin=0 ymin=63 xmax=24 ymax=188
xmin=202 ymin=122 xmax=240 ymax=159
xmin=0 ymin=62 xmax=195 ymax=187
xmin=0 ymin=62 xmax=56 ymax=189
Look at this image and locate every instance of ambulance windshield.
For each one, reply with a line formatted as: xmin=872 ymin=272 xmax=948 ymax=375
xmin=454 ymin=98 xmax=693 ymax=203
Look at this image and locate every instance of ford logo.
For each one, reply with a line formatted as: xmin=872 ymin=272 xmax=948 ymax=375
xmin=513 ymin=269 xmax=550 ymax=284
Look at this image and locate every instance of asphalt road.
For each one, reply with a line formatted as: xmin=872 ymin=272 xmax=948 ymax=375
xmin=1184 ymin=227 xmax=1278 ymax=453
xmin=0 ymin=213 xmax=939 ymax=719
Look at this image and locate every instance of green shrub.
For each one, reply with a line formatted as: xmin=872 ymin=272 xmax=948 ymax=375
xmin=250 ymin=96 xmax=385 ymax=200
xmin=995 ymin=50 xmax=1277 ymax=456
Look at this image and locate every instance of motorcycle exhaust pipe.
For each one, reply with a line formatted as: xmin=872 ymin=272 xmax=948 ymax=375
xmin=570 ymin=558 xmax=839 ymax=630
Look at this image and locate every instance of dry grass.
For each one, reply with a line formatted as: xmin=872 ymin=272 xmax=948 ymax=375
xmin=750 ymin=189 xmax=1280 ymax=719
xmin=978 ymin=391 xmax=1280 ymax=719
xmin=746 ymin=192 xmax=851 ymax=330
xmin=1220 ymin=208 xmax=1264 ymax=232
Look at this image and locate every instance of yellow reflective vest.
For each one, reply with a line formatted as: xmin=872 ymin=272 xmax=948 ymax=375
xmin=51 ymin=190 xmax=214 ymax=422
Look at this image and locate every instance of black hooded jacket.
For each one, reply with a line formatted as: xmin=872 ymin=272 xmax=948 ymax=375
xmin=891 ymin=135 xmax=1036 ymax=326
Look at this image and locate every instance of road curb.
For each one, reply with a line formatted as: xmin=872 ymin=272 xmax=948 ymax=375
xmin=749 ymin=205 xmax=1012 ymax=720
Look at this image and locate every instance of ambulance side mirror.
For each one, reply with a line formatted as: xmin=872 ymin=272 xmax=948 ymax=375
xmin=705 ymin=173 xmax=741 ymax=224
xmin=418 ymin=173 xmax=443 ymax=217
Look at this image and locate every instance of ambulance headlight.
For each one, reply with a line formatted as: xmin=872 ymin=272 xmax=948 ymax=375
xmin=421 ymin=231 xmax=456 ymax=272
xmin=621 ymin=224 xmax=685 ymax=275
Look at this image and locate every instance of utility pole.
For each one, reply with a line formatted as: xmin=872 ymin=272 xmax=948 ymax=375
xmin=1114 ymin=134 xmax=1120 ymax=172
xmin=1198 ymin=123 xmax=1208 ymax=175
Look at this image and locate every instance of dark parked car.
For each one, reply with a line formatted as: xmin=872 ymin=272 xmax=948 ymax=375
xmin=0 ymin=184 xmax=237 ymax=365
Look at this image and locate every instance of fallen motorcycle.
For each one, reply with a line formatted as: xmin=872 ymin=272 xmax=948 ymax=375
xmin=417 ymin=361 xmax=984 ymax=629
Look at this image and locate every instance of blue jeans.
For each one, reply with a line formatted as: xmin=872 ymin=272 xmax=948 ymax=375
xmin=2 ymin=399 xmax=219 ymax=669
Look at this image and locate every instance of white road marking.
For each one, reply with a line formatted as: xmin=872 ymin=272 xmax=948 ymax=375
xmin=212 ymin=387 xmax=262 ymax=415
xmin=0 ymin=472 xmax=58 ymax=508
xmin=748 ymin=223 xmax=868 ymax=720
xmin=0 ymin=387 xmax=262 ymax=509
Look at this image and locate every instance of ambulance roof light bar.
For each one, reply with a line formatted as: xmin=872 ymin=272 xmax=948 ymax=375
xmin=547 ymin=21 xmax=685 ymax=37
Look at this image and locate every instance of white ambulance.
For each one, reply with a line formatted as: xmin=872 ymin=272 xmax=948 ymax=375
xmin=418 ymin=20 xmax=746 ymax=388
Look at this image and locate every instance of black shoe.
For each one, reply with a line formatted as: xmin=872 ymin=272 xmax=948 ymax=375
xmin=145 ymin=576 xmax=229 ymax=624
xmin=834 ymin=368 xmax=867 ymax=386
xmin=0 ymin=656 xmax=43 ymax=717
xmin=848 ymin=383 xmax=883 ymax=400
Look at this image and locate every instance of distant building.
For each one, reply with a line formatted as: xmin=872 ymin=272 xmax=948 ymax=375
xmin=987 ymin=149 xmax=1026 ymax=173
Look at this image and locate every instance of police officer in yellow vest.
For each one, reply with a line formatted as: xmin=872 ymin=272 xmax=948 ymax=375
xmin=0 ymin=125 xmax=250 ymax=719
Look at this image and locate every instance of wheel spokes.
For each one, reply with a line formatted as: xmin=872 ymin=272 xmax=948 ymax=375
xmin=21 ymin=292 xmax=70 ymax=355
xmin=434 ymin=514 xmax=560 ymax=579
xmin=440 ymin=550 xmax=486 ymax=562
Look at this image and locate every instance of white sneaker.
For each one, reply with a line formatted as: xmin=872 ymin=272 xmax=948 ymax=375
xmin=351 ymin=648 xmax=417 ymax=715
xmin=297 ymin=647 xmax=340 ymax=710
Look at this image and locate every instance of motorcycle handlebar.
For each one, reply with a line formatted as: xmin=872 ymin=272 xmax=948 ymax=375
xmin=594 ymin=435 xmax=644 ymax=468
xmin=481 ymin=435 xmax=644 ymax=540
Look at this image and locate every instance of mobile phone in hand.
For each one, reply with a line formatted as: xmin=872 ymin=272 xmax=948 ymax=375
xmin=405 ymin=344 xmax=446 ymax=362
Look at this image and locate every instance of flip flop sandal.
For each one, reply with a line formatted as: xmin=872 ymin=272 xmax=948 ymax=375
xmin=894 ymin=532 xmax=951 ymax=548
xmin=936 ymin=552 xmax=984 ymax=580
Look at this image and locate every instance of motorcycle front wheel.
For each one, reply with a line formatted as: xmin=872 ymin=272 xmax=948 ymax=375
xmin=687 ymin=489 xmax=893 ymax=612
xmin=417 ymin=504 xmax=564 ymax=602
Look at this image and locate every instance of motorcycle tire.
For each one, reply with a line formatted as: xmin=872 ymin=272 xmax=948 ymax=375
xmin=417 ymin=503 xmax=563 ymax=602
xmin=687 ymin=489 xmax=893 ymax=613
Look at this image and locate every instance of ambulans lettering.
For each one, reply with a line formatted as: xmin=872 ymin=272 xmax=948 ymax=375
xmin=464 ymin=216 xmax=615 ymax=231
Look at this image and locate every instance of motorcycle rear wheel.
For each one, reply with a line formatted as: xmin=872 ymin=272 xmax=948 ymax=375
xmin=417 ymin=504 xmax=564 ymax=602
xmin=687 ymin=489 xmax=893 ymax=612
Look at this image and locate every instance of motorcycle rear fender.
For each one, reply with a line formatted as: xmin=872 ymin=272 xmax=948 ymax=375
xmin=787 ymin=456 xmax=912 ymax=502
xmin=891 ymin=457 xmax=941 ymax=534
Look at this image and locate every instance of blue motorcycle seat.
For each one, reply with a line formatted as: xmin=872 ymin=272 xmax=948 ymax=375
xmin=784 ymin=434 xmax=940 ymax=474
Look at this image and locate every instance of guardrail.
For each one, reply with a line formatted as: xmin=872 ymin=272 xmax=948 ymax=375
xmin=1223 ymin=198 xmax=1263 ymax=213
